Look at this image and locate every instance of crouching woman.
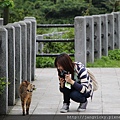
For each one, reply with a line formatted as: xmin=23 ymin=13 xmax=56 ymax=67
xmin=54 ymin=53 xmax=93 ymax=113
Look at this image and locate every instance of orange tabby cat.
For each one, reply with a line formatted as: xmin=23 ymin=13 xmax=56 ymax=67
xmin=19 ymin=80 xmax=35 ymax=115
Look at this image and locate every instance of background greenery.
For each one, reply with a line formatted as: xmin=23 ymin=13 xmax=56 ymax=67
xmin=1 ymin=0 xmax=120 ymax=24
xmin=36 ymin=49 xmax=120 ymax=68
xmin=0 ymin=0 xmax=120 ymax=68
xmin=87 ymin=49 xmax=120 ymax=67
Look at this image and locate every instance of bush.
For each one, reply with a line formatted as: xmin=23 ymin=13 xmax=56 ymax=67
xmin=36 ymin=57 xmax=55 ymax=68
xmin=108 ymin=49 xmax=120 ymax=60
xmin=0 ymin=77 xmax=8 ymax=95
xmin=87 ymin=49 xmax=120 ymax=67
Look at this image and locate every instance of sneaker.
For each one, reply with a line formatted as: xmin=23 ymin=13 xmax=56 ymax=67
xmin=60 ymin=103 xmax=69 ymax=113
xmin=77 ymin=100 xmax=88 ymax=112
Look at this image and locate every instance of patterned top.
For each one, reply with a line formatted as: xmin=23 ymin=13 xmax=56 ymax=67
xmin=73 ymin=62 xmax=93 ymax=97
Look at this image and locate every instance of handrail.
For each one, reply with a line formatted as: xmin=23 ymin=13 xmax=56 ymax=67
xmin=36 ymin=39 xmax=74 ymax=42
xmin=36 ymin=24 xmax=74 ymax=57
xmin=37 ymin=24 xmax=74 ymax=28
xmin=36 ymin=53 xmax=74 ymax=57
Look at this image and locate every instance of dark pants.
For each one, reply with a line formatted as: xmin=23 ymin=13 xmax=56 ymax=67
xmin=60 ymin=86 xmax=88 ymax=105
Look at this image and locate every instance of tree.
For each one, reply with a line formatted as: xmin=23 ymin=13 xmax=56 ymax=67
xmin=109 ymin=0 xmax=120 ymax=11
xmin=50 ymin=0 xmax=57 ymax=4
xmin=0 ymin=0 xmax=14 ymax=25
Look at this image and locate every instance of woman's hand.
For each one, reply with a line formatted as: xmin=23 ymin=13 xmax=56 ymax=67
xmin=65 ymin=74 xmax=75 ymax=85
xmin=59 ymin=77 xmax=65 ymax=88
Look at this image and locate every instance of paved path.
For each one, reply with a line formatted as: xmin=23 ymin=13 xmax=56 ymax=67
xmin=2 ymin=68 xmax=120 ymax=119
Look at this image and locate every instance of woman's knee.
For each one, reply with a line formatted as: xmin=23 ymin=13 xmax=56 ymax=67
xmin=70 ymin=91 xmax=86 ymax=103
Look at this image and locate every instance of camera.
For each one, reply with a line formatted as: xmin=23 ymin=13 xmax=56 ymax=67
xmin=58 ymin=69 xmax=69 ymax=79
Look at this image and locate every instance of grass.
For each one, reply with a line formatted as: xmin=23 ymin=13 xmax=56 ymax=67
xmin=87 ymin=49 xmax=120 ymax=67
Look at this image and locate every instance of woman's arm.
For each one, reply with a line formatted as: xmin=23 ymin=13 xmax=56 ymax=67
xmin=59 ymin=77 xmax=65 ymax=88
xmin=73 ymin=67 xmax=88 ymax=93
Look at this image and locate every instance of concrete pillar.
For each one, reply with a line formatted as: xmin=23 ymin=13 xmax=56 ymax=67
xmin=19 ymin=21 xmax=27 ymax=81
xmin=36 ymin=35 xmax=44 ymax=53
xmin=74 ymin=17 xmax=86 ymax=66
xmin=36 ymin=36 xmax=38 ymax=54
xmin=5 ymin=24 xmax=15 ymax=105
xmin=101 ymin=15 xmax=108 ymax=56
xmin=107 ymin=14 xmax=114 ymax=50
xmin=24 ymin=20 xmax=32 ymax=82
xmin=13 ymin=22 xmax=22 ymax=99
xmin=0 ymin=18 xmax=3 ymax=26
xmin=0 ymin=27 xmax=8 ymax=114
xmin=112 ymin=12 xmax=120 ymax=49
xmin=24 ymin=17 xmax=36 ymax=81
xmin=85 ymin=16 xmax=94 ymax=63
xmin=93 ymin=15 xmax=101 ymax=59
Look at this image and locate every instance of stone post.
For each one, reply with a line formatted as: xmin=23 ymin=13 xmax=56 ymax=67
xmin=85 ymin=16 xmax=94 ymax=63
xmin=74 ymin=17 xmax=86 ymax=66
xmin=13 ymin=22 xmax=22 ymax=98
xmin=24 ymin=20 xmax=32 ymax=82
xmin=112 ymin=12 xmax=120 ymax=49
xmin=101 ymin=15 xmax=108 ymax=56
xmin=93 ymin=15 xmax=101 ymax=59
xmin=0 ymin=18 xmax=3 ymax=26
xmin=24 ymin=17 xmax=36 ymax=81
xmin=19 ymin=21 xmax=27 ymax=81
xmin=36 ymin=35 xmax=44 ymax=53
xmin=107 ymin=14 xmax=114 ymax=50
xmin=5 ymin=24 xmax=15 ymax=105
xmin=0 ymin=27 xmax=8 ymax=114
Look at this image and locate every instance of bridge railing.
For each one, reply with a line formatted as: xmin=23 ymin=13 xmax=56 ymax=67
xmin=36 ymin=12 xmax=120 ymax=66
xmin=0 ymin=17 xmax=36 ymax=114
xmin=74 ymin=12 xmax=120 ymax=66
xmin=36 ymin=31 xmax=69 ymax=54
xmin=36 ymin=24 xmax=74 ymax=57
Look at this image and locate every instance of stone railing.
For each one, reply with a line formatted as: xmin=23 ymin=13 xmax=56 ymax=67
xmin=74 ymin=12 xmax=120 ymax=66
xmin=0 ymin=17 xmax=36 ymax=114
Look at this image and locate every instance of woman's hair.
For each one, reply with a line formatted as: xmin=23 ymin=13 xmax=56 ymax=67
xmin=54 ymin=53 xmax=74 ymax=78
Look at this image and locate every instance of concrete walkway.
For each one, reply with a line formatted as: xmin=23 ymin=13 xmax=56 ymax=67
xmin=2 ymin=68 xmax=120 ymax=119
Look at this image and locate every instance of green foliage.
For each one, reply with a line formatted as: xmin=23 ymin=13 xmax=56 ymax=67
xmin=7 ymin=0 xmax=116 ymax=24
xmin=42 ymin=29 xmax=74 ymax=54
xmin=0 ymin=0 xmax=14 ymax=8
xmin=36 ymin=27 xmax=74 ymax=68
xmin=36 ymin=56 xmax=75 ymax=68
xmin=108 ymin=49 xmax=120 ymax=60
xmin=87 ymin=49 xmax=120 ymax=67
xmin=44 ymin=0 xmax=87 ymax=23
xmin=36 ymin=57 xmax=55 ymax=68
xmin=0 ymin=77 xmax=9 ymax=95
